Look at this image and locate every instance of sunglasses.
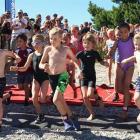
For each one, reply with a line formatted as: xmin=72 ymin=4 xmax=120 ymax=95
xmin=31 ymin=41 xmax=43 ymax=46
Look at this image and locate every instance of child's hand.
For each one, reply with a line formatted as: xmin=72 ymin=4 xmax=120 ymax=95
xmin=106 ymin=54 xmax=111 ymax=59
xmin=121 ymin=59 xmax=128 ymax=67
xmin=44 ymin=63 xmax=50 ymax=73
xmin=121 ymin=59 xmax=127 ymax=64
xmin=14 ymin=58 xmax=21 ymax=64
xmin=10 ymin=66 xmax=18 ymax=71
xmin=77 ymin=71 xmax=83 ymax=80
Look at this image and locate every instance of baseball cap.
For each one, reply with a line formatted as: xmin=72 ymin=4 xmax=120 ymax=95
xmin=17 ymin=9 xmax=23 ymax=13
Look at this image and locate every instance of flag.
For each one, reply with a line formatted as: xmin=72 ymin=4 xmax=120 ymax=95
xmin=5 ymin=0 xmax=15 ymax=18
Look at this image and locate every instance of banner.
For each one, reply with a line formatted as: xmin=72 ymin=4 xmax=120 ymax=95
xmin=5 ymin=0 xmax=15 ymax=18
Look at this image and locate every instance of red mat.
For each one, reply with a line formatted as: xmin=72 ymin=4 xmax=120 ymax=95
xmin=4 ymin=84 xmax=135 ymax=107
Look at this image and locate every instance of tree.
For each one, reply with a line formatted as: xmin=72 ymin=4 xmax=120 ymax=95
xmin=88 ymin=1 xmax=140 ymax=30
xmin=112 ymin=0 xmax=139 ymax=4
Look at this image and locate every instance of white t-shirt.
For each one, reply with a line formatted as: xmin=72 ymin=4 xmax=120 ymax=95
xmin=135 ymin=51 xmax=140 ymax=76
xmin=11 ymin=17 xmax=28 ymax=38
xmin=106 ymin=39 xmax=115 ymax=49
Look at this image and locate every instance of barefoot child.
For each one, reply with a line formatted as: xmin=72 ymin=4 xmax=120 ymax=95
xmin=10 ymin=34 xmax=49 ymax=124
xmin=108 ymin=22 xmax=135 ymax=120
xmin=76 ymin=32 xmax=108 ymax=120
xmin=39 ymin=27 xmax=82 ymax=131
xmin=105 ymin=29 xmax=115 ymax=85
xmin=0 ymin=50 xmax=20 ymax=131
xmin=121 ymin=33 xmax=140 ymax=123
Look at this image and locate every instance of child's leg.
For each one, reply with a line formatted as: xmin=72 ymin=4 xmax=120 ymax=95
xmin=2 ymin=92 xmax=11 ymax=101
xmin=40 ymin=80 xmax=49 ymax=103
xmin=68 ymin=64 xmax=75 ymax=89
xmin=134 ymin=77 xmax=140 ymax=123
xmin=17 ymin=84 xmax=23 ymax=90
xmin=23 ymin=83 xmax=31 ymax=101
xmin=0 ymin=98 xmax=3 ymax=126
xmin=81 ymin=86 xmax=94 ymax=119
xmin=107 ymin=58 xmax=112 ymax=85
xmin=32 ymin=79 xmax=41 ymax=114
xmin=119 ymin=67 xmax=134 ymax=120
xmin=23 ymin=74 xmax=33 ymax=103
xmin=53 ymin=90 xmax=72 ymax=117
xmin=113 ymin=63 xmax=124 ymax=101
xmin=134 ymin=77 xmax=140 ymax=109
xmin=134 ymin=92 xmax=140 ymax=109
xmin=86 ymin=87 xmax=96 ymax=120
xmin=123 ymin=67 xmax=134 ymax=107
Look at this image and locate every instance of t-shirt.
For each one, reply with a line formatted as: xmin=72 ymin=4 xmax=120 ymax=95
xmin=15 ymin=47 xmax=33 ymax=75
xmin=11 ymin=17 xmax=28 ymax=38
xmin=106 ymin=39 xmax=115 ymax=49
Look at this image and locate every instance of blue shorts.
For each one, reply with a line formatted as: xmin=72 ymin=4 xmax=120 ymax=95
xmin=17 ymin=73 xmax=33 ymax=85
xmin=0 ymin=77 xmax=6 ymax=98
xmin=135 ymin=76 xmax=140 ymax=93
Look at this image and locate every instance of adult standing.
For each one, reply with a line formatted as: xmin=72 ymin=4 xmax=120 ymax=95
xmin=10 ymin=9 xmax=27 ymax=51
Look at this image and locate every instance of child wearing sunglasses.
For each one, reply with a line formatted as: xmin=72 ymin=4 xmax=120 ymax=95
xmin=11 ymin=34 xmax=49 ymax=124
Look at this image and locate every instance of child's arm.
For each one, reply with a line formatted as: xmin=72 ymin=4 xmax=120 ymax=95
xmin=99 ymin=60 xmax=109 ymax=67
xmin=67 ymin=48 xmax=79 ymax=69
xmin=67 ymin=48 xmax=83 ymax=79
xmin=39 ymin=47 xmax=49 ymax=72
xmin=95 ymin=51 xmax=109 ymax=67
xmin=106 ymin=41 xmax=117 ymax=59
xmin=121 ymin=56 xmax=136 ymax=64
xmin=10 ymin=53 xmax=33 ymax=72
xmin=5 ymin=50 xmax=21 ymax=63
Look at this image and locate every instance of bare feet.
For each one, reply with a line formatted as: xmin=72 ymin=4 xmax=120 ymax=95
xmin=87 ymin=114 xmax=95 ymax=121
xmin=137 ymin=113 xmax=140 ymax=123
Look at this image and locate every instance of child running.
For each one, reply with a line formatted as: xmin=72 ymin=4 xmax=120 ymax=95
xmin=0 ymin=50 xmax=20 ymax=131
xmin=121 ymin=33 xmax=140 ymax=123
xmin=76 ymin=32 xmax=108 ymax=120
xmin=10 ymin=34 xmax=49 ymax=124
xmin=39 ymin=27 xmax=82 ymax=131
xmin=108 ymin=22 xmax=135 ymax=120
xmin=14 ymin=34 xmax=33 ymax=106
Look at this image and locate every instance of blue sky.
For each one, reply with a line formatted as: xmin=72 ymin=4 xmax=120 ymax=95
xmin=0 ymin=0 xmax=118 ymax=26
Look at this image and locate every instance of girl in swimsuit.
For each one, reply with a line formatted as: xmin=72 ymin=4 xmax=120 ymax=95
xmin=10 ymin=34 xmax=49 ymax=124
xmin=108 ymin=22 xmax=135 ymax=120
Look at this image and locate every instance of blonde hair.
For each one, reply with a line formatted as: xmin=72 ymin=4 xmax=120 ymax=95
xmin=107 ymin=29 xmax=114 ymax=37
xmin=49 ymin=27 xmax=63 ymax=36
xmin=32 ymin=34 xmax=44 ymax=42
xmin=82 ymin=32 xmax=96 ymax=47
xmin=134 ymin=33 xmax=140 ymax=42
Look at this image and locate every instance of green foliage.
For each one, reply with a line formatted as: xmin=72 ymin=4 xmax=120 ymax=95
xmin=112 ymin=0 xmax=139 ymax=4
xmin=88 ymin=1 xmax=140 ymax=30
